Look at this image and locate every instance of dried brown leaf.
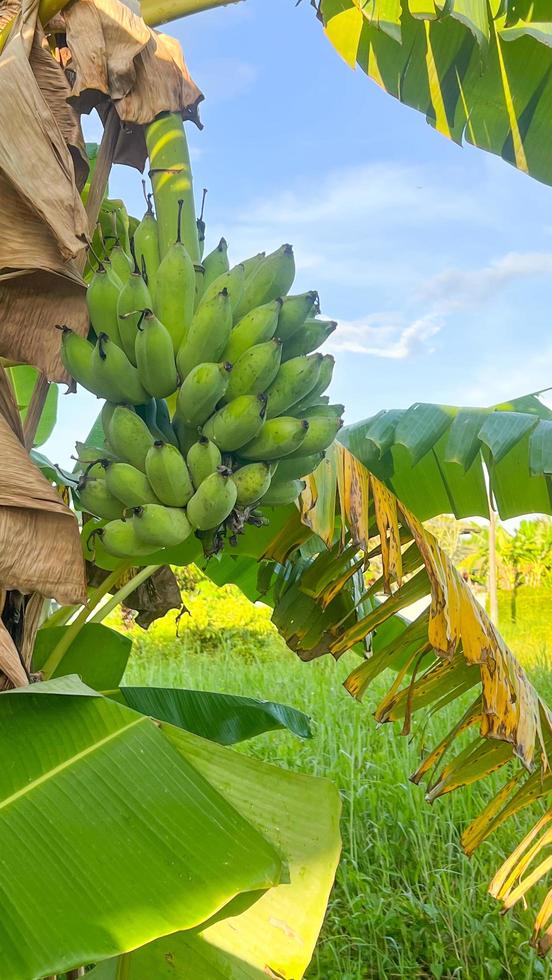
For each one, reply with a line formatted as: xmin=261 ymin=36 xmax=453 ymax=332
xmin=0 ymin=619 xmax=28 ymax=687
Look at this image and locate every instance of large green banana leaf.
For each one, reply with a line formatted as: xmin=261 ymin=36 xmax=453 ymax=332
xmin=0 ymin=676 xmax=283 ymax=979
xmin=339 ymin=393 xmax=552 ymax=520
xmin=117 ymin=686 xmax=313 ymax=743
xmin=318 ymin=0 xmax=552 ymax=187
xmin=33 ymin=622 xmax=132 ymax=690
xmin=87 ymin=724 xmax=341 ymax=980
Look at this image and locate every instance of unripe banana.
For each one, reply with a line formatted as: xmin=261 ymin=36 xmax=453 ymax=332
xmin=145 ymin=441 xmax=194 ymax=506
xmin=133 ymin=194 xmax=160 ymax=290
xmin=172 ymin=416 xmax=199 ymax=457
xmin=265 ymin=354 xmax=323 ymax=419
xmin=187 ymin=437 xmax=221 ymax=489
xmin=199 ymin=264 xmax=245 ymax=316
xmin=84 ymin=460 xmax=108 ymax=480
xmin=301 ymin=403 xmax=344 ymax=420
xmin=101 ymin=401 xmax=118 ymax=438
xmin=135 ymin=310 xmax=178 ymax=398
xmin=222 ymin=299 xmax=282 ymax=362
xmin=272 ymin=452 xmax=325 ymax=481
xmin=108 ymin=406 xmax=154 ymax=472
xmin=104 ymin=461 xmax=160 ymax=507
xmin=109 ymin=243 xmax=133 ymax=284
xmin=285 ymin=416 xmax=343 ymax=458
xmin=260 ymin=478 xmax=305 ymax=506
xmin=59 ymin=327 xmax=95 ymax=394
xmin=240 ymin=417 xmax=309 ymax=460
xmin=153 ymin=200 xmax=196 ymax=351
xmin=240 ymin=252 xmax=265 ymax=280
xmin=176 ymin=288 xmax=232 ymax=378
xmin=175 ymin=361 xmax=232 ymax=427
xmin=100 ymin=199 xmax=131 ymax=255
xmin=117 ymin=260 xmax=153 ymax=365
xmin=277 ymin=291 xmax=319 ymax=342
xmin=282 ymin=318 xmax=337 ymax=360
xmin=87 ymin=264 xmax=123 ymax=347
xmin=233 ymin=245 xmax=295 ymax=321
xmin=202 ymin=394 xmax=266 ymax=451
xmin=231 ymin=462 xmax=272 ymax=507
xmin=224 ymin=339 xmax=282 ymax=402
xmin=202 ymin=237 xmax=229 ymax=293
xmin=78 ymin=476 xmax=124 ymax=520
xmin=132 ymin=504 xmax=192 ymax=548
xmin=154 ymin=398 xmax=179 ymax=447
xmin=290 ymin=355 xmax=335 ymax=414
xmin=96 ymin=518 xmax=154 ymax=558
xmin=91 ymin=334 xmax=149 ymax=405
xmin=186 ymin=469 xmax=238 ymax=530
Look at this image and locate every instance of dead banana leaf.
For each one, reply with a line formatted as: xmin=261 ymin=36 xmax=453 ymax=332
xmin=0 ymin=0 xmax=88 ymax=381
xmin=63 ymin=0 xmax=203 ymax=170
xmin=0 ymin=404 xmax=86 ymax=604
xmin=268 ymin=441 xmax=552 ymax=950
xmin=0 ymin=619 xmax=29 ymax=688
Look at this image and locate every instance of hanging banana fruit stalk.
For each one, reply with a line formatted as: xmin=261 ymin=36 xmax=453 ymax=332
xmin=62 ymin=112 xmax=344 ymax=560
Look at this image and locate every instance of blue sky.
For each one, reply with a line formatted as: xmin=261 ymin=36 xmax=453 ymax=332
xmin=46 ymin=0 xmax=552 ymax=465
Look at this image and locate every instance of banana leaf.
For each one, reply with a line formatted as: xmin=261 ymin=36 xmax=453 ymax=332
xmin=33 ymin=622 xmax=132 ymax=690
xmin=317 ymin=0 xmax=552 ymax=187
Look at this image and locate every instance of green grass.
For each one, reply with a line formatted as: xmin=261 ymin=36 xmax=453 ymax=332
xmin=122 ymin=589 xmax=552 ymax=980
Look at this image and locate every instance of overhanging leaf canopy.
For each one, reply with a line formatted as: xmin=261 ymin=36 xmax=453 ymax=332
xmin=339 ymin=393 xmax=552 ymax=520
xmin=318 ymin=0 xmax=552 ymax=186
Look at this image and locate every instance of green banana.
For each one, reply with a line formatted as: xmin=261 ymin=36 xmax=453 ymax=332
xmin=133 ymin=504 xmax=192 ymax=548
xmin=290 ymin=355 xmax=334 ymax=414
xmin=239 ymin=417 xmax=309 ymax=460
xmin=117 ymin=255 xmax=153 ymax=365
xmin=96 ymin=519 xmax=154 ymax=558
xmin=83 ymin=459 xmax=108 ymax=480
xmin=104 ymin=461 xmax=160 ymax=507
xmin=137 ymin=398 xmax=168 ymax=443
xmin=59 ymin=327 xmax=95 ymax=393
xmin=277 ymin=291 xmax=319 ymax=342
xmin=154 ymin=398 xmax=179 ymax=447
xmin=285 ymin=415 xmax=343 ymax=458
xmin=202 ymin=237 xmax=229 ymax=294
xmin=87 ymin=263 xmax=123 ymax=347
xmin=202 ymin=394 xmax=266 ymax=451
xmin=91 ymin=334 xmax=149 ymax=405
xmin=282 ymin=318 xmax=336 ymax=360
xmin=231 ymin=462 xmax=272 ymax=507
xmin=135 ymin=310 xmax=178 ymax=398
xmin=222 ymin=299 xmax=281 ymax=362
xmin=78 ymin=476 xmax=124 ymax=520
xmin=145 ymin=441 xmax=194 ymax=506
xmin=172 ymin=416 xmax=200 ymax=457
xmin=233 ymin=244 xmax=295 ymax=321
xmin=199 ymin=264 xmax=245 ymax=316
xmin=260 ymin=478 xmax=305 ymax=506
xmin=186 ymin=469 xmax=238 ymax=530
xmin=240 ymin=252 xmax=265 ymax=280
xmin=109 ymin=243 xmax=133 ymax=284
xmin=301 ymin=403 xmax=344 ymax=420
xmin=175 ymin=361 xmax=232 ymax=427
xmin=101 ymin=401 xmax=118 ymax=438
xmin=187 ymin=437 xmax=221 ymax=489
xmin=224 ymin=339 xmax=282 ymax=402
xmin=176 ymin=287 xmax=232 ymax=378
xmin=153 ymin=199 xmax=196 ymax=351
xmin=264 ymin=353 xmax=323 ymax=419
xmin=196 ymin=188 xmax=207 ymax=260
xmin=133 ymin=191 xmax=160 ymax=290
xmin=108 ymin=406 xmax=154 ymax=472
xmin=272 ymin=452 xmax=325 ymax=481
xmin=99 ymin=199 xmax=131 ymax=255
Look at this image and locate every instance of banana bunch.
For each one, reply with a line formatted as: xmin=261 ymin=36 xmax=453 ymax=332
xmin=63 ymin=194 xmax=343 ymax=560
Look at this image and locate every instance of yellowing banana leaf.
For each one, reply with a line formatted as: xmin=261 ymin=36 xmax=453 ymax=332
xmin=0 ymin=676 xmax=283 ymax=978
xmin=339 ymin=394 xmax=552 ymax=520
xmin=118 ymin=687 xmax=313 ymax=743
xmin=318 ymin=0 xmax=552 ymax=187
xmin=86 ymin=723 xmax=341 ymax=980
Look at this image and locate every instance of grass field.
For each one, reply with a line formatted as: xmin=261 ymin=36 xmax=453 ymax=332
xmin=122 ymin=584 xmax=552 ymax=979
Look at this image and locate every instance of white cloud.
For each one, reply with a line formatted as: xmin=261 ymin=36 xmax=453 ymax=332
xmin=326 ymin=313 xmax=441 ymax=359
xmin=419 ymin=251 xmax=552 ymax=314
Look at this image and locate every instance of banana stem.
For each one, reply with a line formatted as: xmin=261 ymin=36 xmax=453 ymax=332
xmin=41 ymin=562 xmax=132 ymax=679
xmin=88 ymin=565 xmax=160 ymax=624
xmin=42 ymin=603 xmax=81 ymax=629
xmin=146 ymin=114 xmax=200 ymax=262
